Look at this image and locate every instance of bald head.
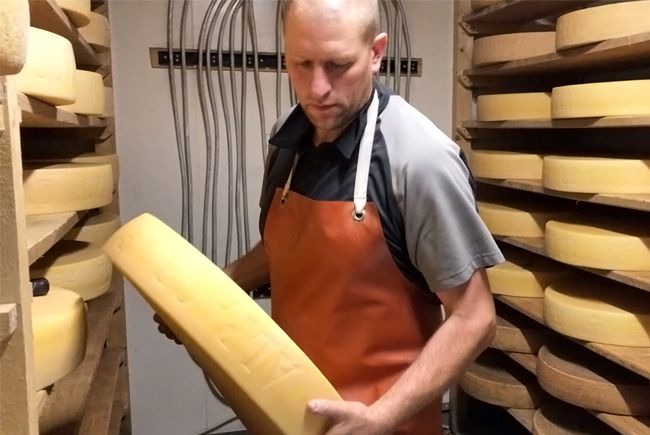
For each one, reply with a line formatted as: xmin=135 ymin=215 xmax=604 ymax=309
xmin=282 ymin=0 xmax=380 ymax=45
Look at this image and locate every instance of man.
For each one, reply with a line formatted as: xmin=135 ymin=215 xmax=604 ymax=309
xmin=160 ymin=0 xmax=502 ymax=433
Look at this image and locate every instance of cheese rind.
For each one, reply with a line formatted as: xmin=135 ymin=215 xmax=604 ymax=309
xmin=32 ymin=287 xmax=87 ymax=390
xmin=103 ymin=213 xmax=341 ymax=435
xmin=473 ymin=32 xmax=556 ymax=67
xmin=491 ymin=311 xmax=549 ymax=354
xmin=57 ymin=70 xmax=106 ymax=116
xmin=26 ymin=153 xmax=119 ymax=188
xmin=472 ymin=150 xmax=543 ymax=180
xmin=54 ymin=0 xmax=91 ymax=26
xmin=64 ymin=211 xmax=120 ymax=244
xmin=533 ymin=403 xmax=617 ymax=435
xmin=477 ymin=93 xmax=551 ymax=121
xmin=478 ymin=200 xmax=569 ymax=238
xmin=551 ymin=80 xmax=650 ymax=118
xmin=78 ymin=11 xmax=110 ymax=52
xmin=0 ymin=0 xmax=30 ymax=75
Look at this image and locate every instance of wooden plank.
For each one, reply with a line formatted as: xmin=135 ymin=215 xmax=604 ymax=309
xmin=505 ymin=407 xmax=534 ymax=433
xmin=28 ymin=0 xmax=101 ymax=67
xmin=0 ymin=303 xmax=18 ymax=342
xmin=107 ymin=365 xmax=128 ymax=435
xmin=26 ymin=212 xmax=83 ymax=265
xmin=464 ymin=116 xmax=650 ymax=130
xmin=463 ymin=0 xmax=592 ymax=25
xmin=39 ymin=286 xmax=118 ymax=435
xmin=106 ymin=299 xmax=127 ymax=349
xmin=593 ymin=412 xmax=650 ymax=435
xmin=496 ymin=295 xmax=544 ymax=324
xmin=19 ymin=94 xmax=108 ymax=128
xmin=35 ymin=390 xmax=49 ymax=416
xmin=506 ymin=352 xmax=537 ymax=375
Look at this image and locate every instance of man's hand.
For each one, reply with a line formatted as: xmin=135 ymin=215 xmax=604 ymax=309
xmin=153 ymin=313 xmax=182 ymax=345
xmin=308 ymin=399 xmax=393 ymax=435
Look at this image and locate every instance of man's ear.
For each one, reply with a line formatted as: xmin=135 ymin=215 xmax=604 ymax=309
xmin=370 ymin=32 xmax=388 ymax=74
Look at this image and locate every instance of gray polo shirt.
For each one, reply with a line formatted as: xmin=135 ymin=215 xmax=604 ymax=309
xmin=260 ymin=82 xmax=503 ymax=297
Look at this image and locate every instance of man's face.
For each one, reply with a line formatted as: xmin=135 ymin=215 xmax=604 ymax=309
xmin=284 ymin=11 xmax=382 ymax=143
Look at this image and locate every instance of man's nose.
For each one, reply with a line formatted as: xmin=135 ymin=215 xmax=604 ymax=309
xmin=310 ymin=67 xmax=331 ymax=99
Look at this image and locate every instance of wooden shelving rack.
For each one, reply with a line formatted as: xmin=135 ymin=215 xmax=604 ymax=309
xmin=452 ymin=1 xmax=650 ymax=434
xmin=0 ymin=1 xmax=129 ymax=434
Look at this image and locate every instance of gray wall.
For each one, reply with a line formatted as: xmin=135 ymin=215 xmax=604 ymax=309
xmin=110 ymin=1 xmax=453 ymax=433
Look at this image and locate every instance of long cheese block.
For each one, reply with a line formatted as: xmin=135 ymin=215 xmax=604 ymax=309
xmin=478 ymin=200 xmax=569 ymax=238
xmin=78 ymin=12 xmax=110 ymax=52
xmin=54 ymin=0 xmax=91 ymax=26
xmin=556 ymin=0 xmax=650 ymax=50
xmin=22 ymin=163 xmax=113 ymax=215
xmin=32 ymin=287 xmax=87 ymax=390
xmin=459 ymin=350 xmax=547 ymax=409
xmin=26 ymin=152 xmax=119 ymax=188
xmin=491 ymin=305 xmax=549 ymax=354
xmin=64 ymin=211 xmax=120 ymax=244
xmin=30 ymin=240 xmax=112 ymax=301
xmin=472 ymin=150 xmax=543 ymax=180
xmin=544 ymin=279 xmax=650 ymax=347
xmin=552 ymin=80 xmax=650 ymax=119
xmin=16 ymin=27 xmax=76 ymax=105
xmin=103 ymin=213 xmax=341 ymax=435
xmin=537 ymin=343 xmax=650 ymax=415
xmin=57 ymin=70 xmax=106 ymax=116
xmin=545 ymin=218 xmax=650 ymax=271
xmin=543 ymin=155 xmax=650 ymax=194
xmin=0 ymin=0 xmax=30 ymax=75
xmin=477 ymin=93 xmax=551 ymax=121
xmin=533 ymin=403 xmax=618 ymax=435
xmin=487 ymin=246 xmax=569 ymax=298
xmin=473 ymin=32 xmax=556 ymax=67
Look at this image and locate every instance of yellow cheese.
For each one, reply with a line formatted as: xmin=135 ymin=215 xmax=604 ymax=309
xmin=556 ymin=0 xmax=650 ymax=50
xmin=545 ymin=218 xmax=650 ymax=271
xmin=552 ymin=80 xmax=650 ymax=118
xmin=53 ymin=0 xmax=91 ymax=27
xmin=0 ymin=0 xmax=30 ymax=75
xmin=478 ymin=200 xmax=569 ymax=238
xmin=471 ymin=0 xmax=499 ymax=11
xmin=25 ymin=152 xmax=119 ymax=189
xmin=477 ymin=93 xmax=551 ymax=121
xmin=103 ymin=213 xmax=341 ymax=435
xmin=30 ymin=240 xmax=112 ymax=301
xmin=32 ymin=287 xmax=87 ymax=390
xmin=487 ymin=246 xmax=569 ymax=298
xmin=544 ymin=279 xmax=650 ymax=347
xmin=22 ymin=163 xmax=113 ymax=216
xmin=533 ymin=403 xmax=618 ymax=435
xmin=64 ymin=211 xmax=120 ymax=244
xmin=473 ymin=32 xmax=556 ymax=67
xmin=57 ymin=70 xmax=105 ymax=116
xmin=16 ymin=27 xmax=76 ymax=106
xmin=543 ymin=155 xmax=650 ymax=194
xmin=471 ymin=150 xmax=543 ymax=180
xmin=78 ymin=11 xmax=110 ymax=52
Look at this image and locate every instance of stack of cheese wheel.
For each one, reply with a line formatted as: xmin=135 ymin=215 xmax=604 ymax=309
xmin=537 ymin=342 xmax=650 ymax=416
xmin=0 ymin=0 xmax=30 ymax=75
xmin=30 ymin=240 xmax=112 ymax=301
xmin=487 ymin=245 xmax=570 ymax=298
xmin=533 ymin=402 xmax=618 ymax=435
xmin=103 ymin=213 xmax=341 ymax=435
xmin=64 ymin=210 xmax=121 ymax=244
xmin=26 ymin=152 xmax=119 ymax=189
xmin=491 ymin=304 xmax=550 ymax=354
xmin=472 ymin=32 xmax=555 ymax=67
xmin=54 ymin=0 xmax=91 ymax=26
xmin=477 ymin=92 xmax=551 ymax=121
xmin=471 ymin=150 xmax=544 ymax=180
xmin=544 ymin=278 xmax=650 ymax=347
xmin=58 ymin=70 xmax=106 ymax=116
xmin=545 ymin=216 xmax=650 ymax=271
xmin=16 ymin=27 xmax=76 ymax=105
xmin=478 ymin=199 xmax=570 ymax=238
xmin=78 ymin=12 xmax=110 ymax=52
xmin=543 ymin=155 xmax=650 ymax=194
xmin=22 ymin=163 xmax=113 ymax=215
xmin=555 ymin=0 xmax=650 ymax=51
xmin=32 ymin=288 xmax=87 ymax=390
xmin=459 ymin=349 xmax=547 ymax=409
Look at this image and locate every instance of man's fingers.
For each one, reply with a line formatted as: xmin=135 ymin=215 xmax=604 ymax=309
xmin=308 ymin=399 xmax=353 ymax=421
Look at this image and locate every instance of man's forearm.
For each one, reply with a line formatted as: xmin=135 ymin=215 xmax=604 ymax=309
xmin=224 ymin=242 xmax=271 ymax=292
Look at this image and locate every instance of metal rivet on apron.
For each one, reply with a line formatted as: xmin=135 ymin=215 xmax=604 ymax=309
xmin=352 ymin=209 xmax=366 ymax=222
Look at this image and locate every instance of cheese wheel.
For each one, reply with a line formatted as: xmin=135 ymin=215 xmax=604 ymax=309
xmin=0 ymin=0 xmax=30 ymax=75
xmin=103 ymin=213 xmax=341 ymax=435
xmin=16 ymin=27 xmax=76 ymax=105
xmin=477 ymin=93 xmax=551 ymax=121
xmin=556 ymin=0 xmax=650 ymax=50
xmin=473 ymin=32 xmax=556 ymax=67
xmin=459 ymin=350 xmax=547 ymax=409
xmin=545 ymin=218 xmax=650 ymax=271
xmin=26 ymin=153 xmax=119 ymax=188
xmin=543 ymin=155 xmax=650 ymax=194
xmin=53 ymin=0 xmax=91 ymax=27
xmin=492 ymin=306 xmax=550 ymax=354
xmin=23 ymin=163 xmax=113 ymax=215
xmin=78 ymin=12 xmax=110 ymax=52
xmin=64 ymin=211 xmax=120 ymax=244
xmin=57 ymin=70 xmax=106 ymax=116
xmin=537 ymin=344 xmax=650 ymax=415
xmin=487 ymin=246 xmax=569 ymax=298
xmin=30 ymin=240 xmax=112 ymax=301
xmin=472 ymin=150 xmax=543 ymax=180
xmin=552 ymin=80 xmax=650 ymax=119
xmin=544 ymin=279 xmax=650 ymax=347
xmin=478 ymin=200 xmax=569 ymax=238
xmin=471 ymin=0 xmax=499 ymax=11
xmin=32 ymin=287 xmax=87 ymax=390
xmin=533 ymin=403 xmax=618 ymax=435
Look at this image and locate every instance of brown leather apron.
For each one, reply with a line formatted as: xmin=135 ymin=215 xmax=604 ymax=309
xmin=263 ymin=92 xmax=442 ymax=434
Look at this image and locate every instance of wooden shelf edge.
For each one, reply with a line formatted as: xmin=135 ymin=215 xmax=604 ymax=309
xmin=505 ymin=407 xmax=535 ymax=433
xmin=504 ymin=351 xmax=537 ymax=375
xmin=592 ymin=411 xmax=650 ymax=435
xmin=26 ymin=211 xmax=83 ymax=265
xmin=0 ymin=303 xmax=18 ymax=342
xmin=19 ymin=93 xmax=107 ymax=128
xmin=463 ymin=116 xmax=650 ymax=130
xmin=463 ymin=0 xmax=593 ymax=25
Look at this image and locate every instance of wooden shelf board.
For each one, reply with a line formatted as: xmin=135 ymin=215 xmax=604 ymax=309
xmin=505 ymin=352 xmax=537 ymax=375
xmin=36 ymin=390 xmax=49 ymax=416
xmin=463 ymin=116 xmax=650 ymax=130
xmin=463 ymin=0 xmax=592 ymax=25
xmin=477 ymin=178 xmax=650 ymax=213
xmin=505 ymin=407 xmax=534 ymax=433
xmin=28 ymin=0 xmax=101 ymax=67
xmin=26 ymin=211 xmax=83 ymax=265
xmin=107 ymin=365 xmax=129 ymax=435
xmin=493 ymin=236 xmax=650 ymax=293
xmin=19 ymin=94 xmax=108 ymax=128
xmin=593 ymin=412 xmax=650 ymax=435
xmin=0 ymin=303 xmax=18 ymax=342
